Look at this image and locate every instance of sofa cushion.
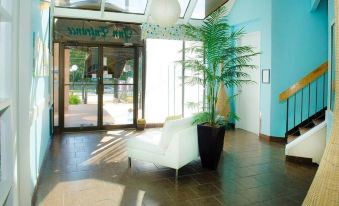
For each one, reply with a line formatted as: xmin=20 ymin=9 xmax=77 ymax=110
xmin=160 ymin=117 xmax=193 ymax=149
xmin=127 ymin=130 xmax=165 ymax=155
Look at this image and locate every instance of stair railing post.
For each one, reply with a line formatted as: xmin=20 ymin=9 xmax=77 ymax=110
xmin=286 ymin=98 xmax=289 ymax=136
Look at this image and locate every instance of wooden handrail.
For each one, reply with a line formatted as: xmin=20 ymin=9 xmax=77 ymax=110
xmin=279 ymin=62 xmax=328 ymax=101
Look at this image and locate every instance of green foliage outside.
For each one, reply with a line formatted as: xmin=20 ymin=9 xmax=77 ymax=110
xmin=69 ymin=93 xmax=81 ymax=105
xmin=70 ymin=49 xmax=87 ymax=83
xmin=181 ymin=6 xmax=260 ymax=127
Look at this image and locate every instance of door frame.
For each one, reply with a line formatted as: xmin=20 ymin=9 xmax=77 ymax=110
xmin=59 ymin=43 xmax=141 ymax=132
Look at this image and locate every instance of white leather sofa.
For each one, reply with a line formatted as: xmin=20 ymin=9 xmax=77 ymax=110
xmin=126 ymin=117 xmax=199 ymax=179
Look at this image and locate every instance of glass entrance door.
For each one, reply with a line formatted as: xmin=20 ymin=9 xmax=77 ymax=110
xmin=63 ymin=46 xmax=99 ymax=129
xmin=61 ymin=45 xmax=138 ymax=130
xmin=102 ymin=47 xmax=136 ymax=127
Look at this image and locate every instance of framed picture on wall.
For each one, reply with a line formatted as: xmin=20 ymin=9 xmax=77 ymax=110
xmin=262 ymin=69 xmax=270 ymax=84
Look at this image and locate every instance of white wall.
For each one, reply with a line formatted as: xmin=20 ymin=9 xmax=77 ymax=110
xmin=2 ymin=0 xmax=52 ymax=205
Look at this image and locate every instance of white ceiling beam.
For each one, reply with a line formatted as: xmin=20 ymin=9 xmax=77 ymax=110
xmin=100 ymin=0 xmax=106 ymax=18
xmin=144 ymin=0 xmax=153 ymax=23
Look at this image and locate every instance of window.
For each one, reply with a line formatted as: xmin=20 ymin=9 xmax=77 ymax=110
xmin=184 ymin=41 xmax=204 ymax=117
xmin=191 ymin=0 xmax=205 ymax=19
xmin=145 ymin=39 xmax=203 ymax=124
xmin=145 ymin=39 xmax=183 ymax=123
xmin=0 ymin=1 xmax=12 ymax=204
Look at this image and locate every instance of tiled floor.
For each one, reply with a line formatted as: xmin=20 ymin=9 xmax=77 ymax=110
xmin=34 ymin=129 xmax=318 ymax=206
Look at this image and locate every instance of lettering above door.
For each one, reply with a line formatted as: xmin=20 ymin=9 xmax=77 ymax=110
xmin=54 ymin=18 xmax=142 ymax=45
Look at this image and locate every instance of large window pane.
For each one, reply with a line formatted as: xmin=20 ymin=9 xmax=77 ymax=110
xmin=145 ymin=39 xmax=183 ymax=124
xmin=102 ymin=47 xmax=135 ymax=126
xmin=64 ymin=47 xmax=99 ymax=128
xmin=184 ymin=41 xmax=204 ymax=117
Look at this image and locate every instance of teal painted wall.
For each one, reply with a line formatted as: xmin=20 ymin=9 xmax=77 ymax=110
xmin=30 ymin=0 xmax=51 ymax=185
xmin=227 ymin=0 xmax=272 ymax=135
xmin=19 ymin=0 xmax=52 ymax=203
xmin=270 ymin=0 xmax=328 ymax=137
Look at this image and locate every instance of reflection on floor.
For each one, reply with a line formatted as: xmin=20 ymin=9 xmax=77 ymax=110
xmin=64 ymin=103 xmax=134 ymax=128
xmin=34 ymin=129 xmax=317 ymax=206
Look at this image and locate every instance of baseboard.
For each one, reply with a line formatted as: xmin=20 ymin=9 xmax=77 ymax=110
xmin=286 ymin=155 xmax=315 ymax=165
xmin=259 ymin=133 xmax=286 ymax=144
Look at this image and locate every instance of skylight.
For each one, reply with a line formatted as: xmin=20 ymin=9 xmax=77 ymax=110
xmin=191 ymin=0 xmax=205 ymax=19
xmin=105 ymin=0 xmax=148 ymax=14
xmin=55 ymin=0 xmax=101 ymax=10
xmin=53 ymin=0 xmax=231 ymax=23
xmin=179 ymin=0 xmax=190 ymax=18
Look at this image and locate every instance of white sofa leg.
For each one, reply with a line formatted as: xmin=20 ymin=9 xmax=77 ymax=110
xmin=175 ymin=169 xmax=178 ymax=181
xmin=128 ymin=157 xmax=131 ymax=168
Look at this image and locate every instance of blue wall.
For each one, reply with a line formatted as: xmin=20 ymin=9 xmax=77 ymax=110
xmin=227 ymin=0 xmax=272 ymax=135
xmin=270 ymin=0 xmax=328 ymax=137
xmin=30 ymin=0 xmax=51 ymax=185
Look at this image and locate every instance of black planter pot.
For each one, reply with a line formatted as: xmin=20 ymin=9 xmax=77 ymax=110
xmin=197 ymin=124 xmax=226 ymax=170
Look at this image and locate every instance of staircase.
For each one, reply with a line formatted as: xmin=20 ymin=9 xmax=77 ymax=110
xmin=287 ymin=108 xmax=326 ymax=144
xmin=279 ymin=62 xmax=328 ymax=164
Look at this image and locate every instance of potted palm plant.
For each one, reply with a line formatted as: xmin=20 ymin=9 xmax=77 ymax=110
xmin=182 ymin=7 xmax=259 ymax=169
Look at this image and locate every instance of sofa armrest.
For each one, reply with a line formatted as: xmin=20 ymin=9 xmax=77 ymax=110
xmin=166 ymin=126 xmax=199 ymax=168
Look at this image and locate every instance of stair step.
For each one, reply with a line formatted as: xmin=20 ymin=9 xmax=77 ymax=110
xmin=287 ymin=135 xmax=299 ymax=143
xmin=299 ymin=127 xmax=311 ymax=135
xmin=312 ymin=118 xmax=324 ymax=126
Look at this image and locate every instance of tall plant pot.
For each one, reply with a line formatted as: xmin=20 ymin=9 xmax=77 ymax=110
xmin=197 ymin=124 xmax=225 ymax=170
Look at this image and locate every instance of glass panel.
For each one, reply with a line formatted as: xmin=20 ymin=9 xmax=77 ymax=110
xmin=330 ymin=24 xmax=336 ymax=111
xmin=191 ymin=0 xmax=205 ymax=19
xmin=184 ymin=41 xmax=204 ymax=117
xmin=179 ymin=0 xmax=190 ymax=17
xmin=55 ymin=0 xmax=101 ymax=10
xmin=64 ymin=46 xmax=99 ymax=128
xmin=105 ymin=0 xmax=147 ymax=14
xmin=103 ymin=85 xmax=134 ymax=125
xmin=103 ymin=47 xmax=135 ymax=126
xmin=103 ymin=47 xmax=134 ymax=84
xmin=53 ymin=43 xmax=59 ymax=126
xmin=145 ymin=39 xmax=183 ymax=124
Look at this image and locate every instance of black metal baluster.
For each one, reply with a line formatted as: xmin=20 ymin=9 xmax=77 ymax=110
xmin=286 ymin=98 xmax=289 ymax=134
xmin=301 ymin=89 xmax=303 ymax=122
xmin=294 ymin=95 xmax=296 ymax=127
xmin=308 ymin=84 xmax=311 ymax=118
xmin=323 ymin=73 xmax=326 ymax=109
xmin=315 ymin=79 xmax=318 ymax=112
